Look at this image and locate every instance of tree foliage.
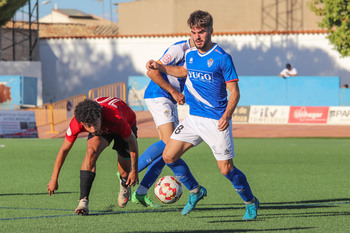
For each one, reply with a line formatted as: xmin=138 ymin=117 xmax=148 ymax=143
xmin=308 ymin=0 xmax=350 ymax=57
xmin=0 ymin=0 xmax=29 ymax=26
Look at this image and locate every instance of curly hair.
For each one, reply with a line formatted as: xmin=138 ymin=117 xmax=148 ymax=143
xmin=187 ymin=10 xmax=213 ymax=29
xmin=74 ymin=99 xmax=102 ymax=124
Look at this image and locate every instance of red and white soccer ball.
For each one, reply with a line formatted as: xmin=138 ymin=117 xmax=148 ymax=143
xmin=154 ymin=176 xmax=183 ymax=204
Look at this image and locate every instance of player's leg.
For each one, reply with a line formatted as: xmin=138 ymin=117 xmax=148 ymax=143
xmin=132 ymin=155 xmax=164 ymax=207
xmin=217 ymin=159 xmax=254 ymax=203
xmin=117 ymin=153 xmax=131 ymax=208
xmin=200 ymin=117 xmax=259 ymax=220
xmin=133 ymin=98 xmax=178 ymax=206
xmin=113 ymin=125 xmax=138 ymax=208
xmin=76 ymin=135 xmax=109 ymax=215
xmin=163 ymin=138 xmax=198 ymax=190
xmin=138 ymin=140 xmax=166 ymax=172
xmin=164 ymin=115 xmax=207 ymax=215
xmin=138 ymin=98 xmax=177 ymax=172
xmin=158 ymin=121 xmax=175 ymax=143
xmin=218 ymin=160 xmax=259 ymax=220
xmin=133 ymin=122 xmax=174 ymax=206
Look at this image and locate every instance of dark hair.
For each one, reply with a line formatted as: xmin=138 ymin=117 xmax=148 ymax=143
xmin=74 ymin=99 xmax=102 ymax=124
xmin=286 ymin=63 xmax=292 ymax=69
xmin=187 ymin=10 xmax=213 ymax=29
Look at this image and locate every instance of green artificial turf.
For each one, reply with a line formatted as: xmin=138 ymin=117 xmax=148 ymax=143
xmin=0 ymin=138 xmax=349 ymax=232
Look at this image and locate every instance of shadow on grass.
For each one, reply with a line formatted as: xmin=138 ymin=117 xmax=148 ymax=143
xmin=88 ymin=197 xmax=350 ymax=216
xmin=2 ymin=197 xmax=349 ymax=223
xmin=262 ymin=198 xmax=350 ymax=205
xmin=0 ymin=191 xmax=77 ymax=196
xmin=132 ymin=228 xmax=314 ymax=233
xmin=209 ymin=198 xmax=350 ymax=206
xmin=262 ymin=211 xmax=350 ymax=218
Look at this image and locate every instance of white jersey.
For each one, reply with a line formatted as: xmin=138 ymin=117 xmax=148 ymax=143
xmin=184 ymin=44 xmax=239 ymax=120
xmin=280 ymin=68 xmax=298 ymax=77
xmin=144 ymin=39 xmax=190 ymax=103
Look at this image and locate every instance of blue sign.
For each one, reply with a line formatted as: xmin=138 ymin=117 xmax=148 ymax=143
xmin=0 ymin=76 xmax=21 ymax=110
xmin=128 ymin=76 xmax=150 ymax=111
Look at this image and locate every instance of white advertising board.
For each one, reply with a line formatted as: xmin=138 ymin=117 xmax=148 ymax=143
xmin=249 ymin=106 xmax=290 ymax=124
xmin=327 ymin=107 xmax=350 ymax=125
xmin=0 ymin=111 xmax=38 ymax=138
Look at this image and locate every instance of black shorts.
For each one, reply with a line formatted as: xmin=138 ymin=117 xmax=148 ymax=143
xmin=87 ymin=123 xmax=138 ymax=159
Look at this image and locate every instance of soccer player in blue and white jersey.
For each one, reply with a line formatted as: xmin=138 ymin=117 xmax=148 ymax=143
xmin=131 ymin=38 xmax=194 ymax=207
xmin=146 ymin=10 xmax=259 ymax=220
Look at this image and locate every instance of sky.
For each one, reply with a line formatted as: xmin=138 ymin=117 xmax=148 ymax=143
xmin=18 ymin=0 xmax=134 ymax=22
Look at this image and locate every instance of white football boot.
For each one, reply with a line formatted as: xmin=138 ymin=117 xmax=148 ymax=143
xmin=75 ymin=197 xmax=89 ymax=215
xmin=118 ymin=179 xmax=131 ymax=208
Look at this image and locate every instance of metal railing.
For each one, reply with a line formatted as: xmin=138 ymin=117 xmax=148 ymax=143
xmin=24 ymin=82 xmax=126 ymax=133
xmin=88 ymin=82 xmax=126 ymax=101
xmin=26 ymin=94 xmax=86 ymax=133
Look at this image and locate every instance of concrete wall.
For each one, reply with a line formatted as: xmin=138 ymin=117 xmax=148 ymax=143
xmin=118 ymin=0 xmax=321 ymax=35
xmin=239 ymin=76 xmax=340 ymax=106
xmin=39 ymin=33 xmax=350 ymax=104
xmin=128 ymin=75 xmax=347 ymax=110
xmin=340 ymin=88 xmax=350 ymax=106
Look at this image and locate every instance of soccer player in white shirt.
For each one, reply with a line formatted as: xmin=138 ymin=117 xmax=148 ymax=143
xmin=131 ymin=39 xmax=194 ymax=207
xmin=146 ymin=10 xmax=259 ymax=220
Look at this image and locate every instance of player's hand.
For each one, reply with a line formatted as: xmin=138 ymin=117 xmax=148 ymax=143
xmin=126 ymin=170 xmax=139 ymax=187
xmin=171 ymin=90 xmax=185 ymax=105
xmin=146 ymin=60 xmax=159 ymax=71
xmin=47 ymin=180 xmax=58 ymax=196
xmin=218 ymin=116 xmax=230 ymax=131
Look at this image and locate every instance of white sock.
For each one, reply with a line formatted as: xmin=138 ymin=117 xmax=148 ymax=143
xmin=190 ymin=185 xmax=200 ymax=194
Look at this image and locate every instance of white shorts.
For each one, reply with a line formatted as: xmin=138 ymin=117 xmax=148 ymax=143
xmin=170 ymin=115 xmax=235 ymax=161
xmin=145 ymin=97 xmax=179 ymax=128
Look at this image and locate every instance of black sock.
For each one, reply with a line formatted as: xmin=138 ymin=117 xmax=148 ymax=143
xmin=120 ymin=176 xmax=128 ymax=188
xmin=80 ymin=170 xmax=96 ymax=200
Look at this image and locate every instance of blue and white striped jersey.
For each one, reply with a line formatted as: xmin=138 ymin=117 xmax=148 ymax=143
xmin=184 ymin=44 xmax=239 ymax=120
xmin=144 ymin=39 xmax=190 ymax=103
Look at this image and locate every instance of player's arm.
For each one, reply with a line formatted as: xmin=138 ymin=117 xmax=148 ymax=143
xmin=218 ymin=81 xmax=240 ymax=131
xmin=279 ymin=69 xmax=286 ymax=78
xmin=146 ymin=60 xmax=187 ymax=78
xmin=146 ymin=69 xmax=185 ymax=105
xmin=123 ymin=132 xmax=139 ymax=186
xmin=47 ymin=138 xmax=74 ymax=196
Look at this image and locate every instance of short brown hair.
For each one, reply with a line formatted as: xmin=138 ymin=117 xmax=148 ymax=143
xmin=187 ymin=10 xmax=213 ymax=29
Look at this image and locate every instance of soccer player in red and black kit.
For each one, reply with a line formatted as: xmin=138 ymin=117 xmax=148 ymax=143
xmin=47 ymin=97 xmax=139 ymax=215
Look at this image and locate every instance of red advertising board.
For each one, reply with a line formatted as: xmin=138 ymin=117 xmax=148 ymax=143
xmin=288 ymin=106 xmax=329 ymax=124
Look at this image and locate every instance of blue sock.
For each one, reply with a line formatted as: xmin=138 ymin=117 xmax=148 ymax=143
xmin=224 ymin=167 xmax=254 ymax=202
xmin=138 ymin=140 xmax=166 ymax=172
xmin=167 ymin=159 xmax=198 ymax=191
xmin=140 ymin=156 xmax=165 ymax=189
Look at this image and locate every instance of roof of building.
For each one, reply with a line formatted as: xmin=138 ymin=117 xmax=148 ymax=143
xmin=56 ymin=9 xmax=94 ymax=19
xmin=38 ymin=29 xmax=328 ymax=40
xmin=3 ymin=20 xmax=327 ymax=39
xmin=3 ymin=21 xmax=118 ymax=37
xmin=41 ymin=9 xmax=115 ymax=26
xmin=3 ymin=8 xmax=118 ymax=37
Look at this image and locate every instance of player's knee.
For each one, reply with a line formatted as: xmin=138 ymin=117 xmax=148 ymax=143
xmin=162 ymin=153 xmax=174 ymax=164
xmin=220 ymin=168 xmax=231 ymax=176
xmin=218 ymin=160 xmax=234 ymax=176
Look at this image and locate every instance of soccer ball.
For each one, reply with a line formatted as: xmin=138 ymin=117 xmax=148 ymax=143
xmin=154 ymin=176 xmax=183 ymax=204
